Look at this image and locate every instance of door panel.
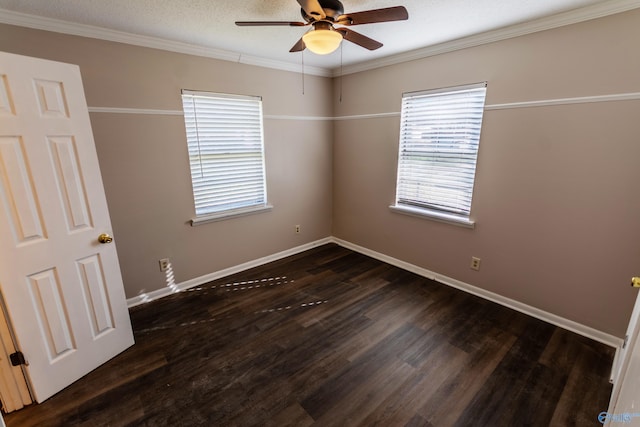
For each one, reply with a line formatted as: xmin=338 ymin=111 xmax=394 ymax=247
xmin=77 ymin=254 xmax=115 ymax=336
xmin=0 ymin=51 xmax=134 ymax=403
xmin=49 ymin=136 xmax=93 ymax=231
xmin=0 ymin=136 xmax=46 ymax=243
xmin=28 ymin=268 xmax=75 ymax=360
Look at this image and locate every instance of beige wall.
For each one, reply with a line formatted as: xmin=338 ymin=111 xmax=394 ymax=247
xmin=332 ymin=9 xmax=640 ymax=337
xmin=1 ymin=8 xmax=639 ymax=337
xmin=0 ymin=24 xmax=334 ymax=299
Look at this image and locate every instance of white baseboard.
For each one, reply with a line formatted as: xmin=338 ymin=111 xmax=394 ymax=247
xmin=126 ymin=237 xmax=332 ymax=308
xmin=331 ymin=237 xmax=623 ymax=351
xmin=126 ymin=235 xmax=623 ymax=357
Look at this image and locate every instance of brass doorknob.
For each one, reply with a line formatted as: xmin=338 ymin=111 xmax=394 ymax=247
xmin=632 ymin=277 xmax=640 ymax=288
xmin=98 ymin=233 xmax=113 ymax=244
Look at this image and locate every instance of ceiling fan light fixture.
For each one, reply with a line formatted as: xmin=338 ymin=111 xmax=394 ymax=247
xmin=302 ymin=28 xmax=343 ymax=55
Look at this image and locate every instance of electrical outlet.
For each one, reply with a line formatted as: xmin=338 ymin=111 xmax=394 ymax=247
xmin=295 ymin=225 xmax=300 ymax=234
xmin=470 ymin=257 xmax=481 ymax=271
xmin=159 ymin=258 xmax=170 ymax=272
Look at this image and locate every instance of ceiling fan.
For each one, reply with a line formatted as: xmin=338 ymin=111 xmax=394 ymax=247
xmin=236 ymin=0 xmax=409 ymax=55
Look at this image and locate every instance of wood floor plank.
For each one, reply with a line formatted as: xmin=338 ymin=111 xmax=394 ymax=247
xmin=300 ymin=323 xmax=427 ymax=419
xmin=311 ymin=357 xmax=415 ymax=427
xmin=549 ymin=341 xmax=615 ymax=426
xmin=362 ymin=342 xmax=469 ymax=426
xmin=404 ymin=414 xmax=434 ymax=427
xmin=418 ymin=327 xmax=519 ymax=426
xmin=506 ymin=362 xmax=568 ymax=426
xmin=294 ymin=275 xmax=389 ymax=328
xmin=338 ymin=310 xmax=412 ymax=363
xmin=4 ymin=243 xmax=614 ymax=426
xmin=451 ymin=320 xmax=557 ymax=425
xmin=267 ymin=402 xmax=315 ymax=427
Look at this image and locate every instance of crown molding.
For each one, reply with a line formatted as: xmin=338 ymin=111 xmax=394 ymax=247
xmin=0 ymin=9 xmax=331 ymax=78
xmin=2 ymin=0 xmax=638 ymax=80
xmin=334 ymin=0 xmax=640 ymax=76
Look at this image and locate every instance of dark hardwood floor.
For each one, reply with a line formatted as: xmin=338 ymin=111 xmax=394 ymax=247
xmin=5 ymin=243 xmax=614 ymax=426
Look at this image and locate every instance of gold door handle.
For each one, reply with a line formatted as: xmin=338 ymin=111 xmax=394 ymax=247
xmin=632 ymin=277 xmax=640 ymax=288
xmin=97 ymin=233 xmax=113 ymax=244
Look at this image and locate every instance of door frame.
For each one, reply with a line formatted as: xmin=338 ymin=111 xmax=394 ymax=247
xmin=0 ymin=292 xmax=32 ymax=413
xmin=605 ymin=289 xmax=640 ymax=425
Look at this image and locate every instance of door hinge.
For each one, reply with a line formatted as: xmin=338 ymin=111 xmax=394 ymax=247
xmin=623 ymin=334 xmax=629 ymax=350
xmin=9 ymin=351 xmax=26 ymax=366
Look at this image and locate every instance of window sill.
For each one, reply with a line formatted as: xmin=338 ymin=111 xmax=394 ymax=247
xmin=191 ymin=204 xmax=273 ymax=226
xmin=389 ymin=205 xmax=475 ymax=229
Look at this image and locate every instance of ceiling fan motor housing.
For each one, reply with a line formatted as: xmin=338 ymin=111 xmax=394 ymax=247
xmin=236 ymin=1 xmax=408 ymax=53
xmin=301 ymin=0 xmax=344 ymax=22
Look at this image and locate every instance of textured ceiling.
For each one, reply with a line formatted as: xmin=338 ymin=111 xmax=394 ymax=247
xmin=0 ymin=0 xmax=626 ymax=72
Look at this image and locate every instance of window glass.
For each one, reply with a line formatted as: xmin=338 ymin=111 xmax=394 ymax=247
xmin=181 ymin=90 xmax=267 ymax=218
xmin=395 ymin=83 xmax=487 ymax=220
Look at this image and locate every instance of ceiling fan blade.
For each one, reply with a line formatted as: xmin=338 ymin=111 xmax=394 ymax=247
xmin=296 ymin=0 xmax=326 ymax=20
xmin=236 ymin=21 xmax=308 ymax=27
xmin=336 ymin=6 xmax=408 ymax=26
xmin=289 ymin=37 xmax=306 ymax=52
xmin=336 ymin=28 xmax=383 ymax=50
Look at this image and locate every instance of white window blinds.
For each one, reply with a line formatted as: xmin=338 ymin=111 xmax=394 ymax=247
xmin=395 ymin=83 xmax=487 ymax=218
xmin=181 ymin=90 xmax=267 ymax=217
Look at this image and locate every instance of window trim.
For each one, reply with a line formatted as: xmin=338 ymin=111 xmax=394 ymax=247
xmin=389 ymin=204 xmax=475 ymax=228
xmin=392 ymin=82 xmax=487 ymax=227
xmin=190 ymin=204 xmax=273 ymax=226
xmin=181 ymin=89 xmax=270 ymax=225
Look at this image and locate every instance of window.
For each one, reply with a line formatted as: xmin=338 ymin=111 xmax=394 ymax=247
xmin=392 ymin=82 xmax=487 ymax=227
xmin=181 ymin=90 xmax=270 ymax=224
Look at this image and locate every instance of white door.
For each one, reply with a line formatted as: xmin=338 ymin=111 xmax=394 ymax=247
xmin=606 ymin=285 xmax=640 ymax=426
xmin=0 ymin=51 xmax=134 ymax=403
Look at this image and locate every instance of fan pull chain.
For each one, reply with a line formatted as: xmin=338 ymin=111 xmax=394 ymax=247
xmin=339 ymin=43 xmax=343 ymax=103
xmin=301 ymin=51 xmax=305 ymax=95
